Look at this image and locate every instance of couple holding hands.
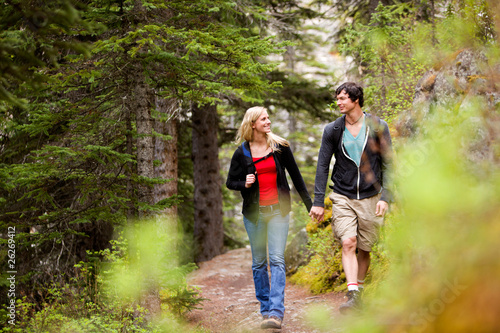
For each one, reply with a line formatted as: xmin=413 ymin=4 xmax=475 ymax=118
xmin=226 ymin=82 xmax=392 ymax=329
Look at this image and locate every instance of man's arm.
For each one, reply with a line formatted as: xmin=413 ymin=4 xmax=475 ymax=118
xmin=309 ymin=123 xmax=337 ymax=221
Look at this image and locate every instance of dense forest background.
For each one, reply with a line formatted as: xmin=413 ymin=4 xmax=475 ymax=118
xmin=1 ymin=0 xmax=499 ymax=332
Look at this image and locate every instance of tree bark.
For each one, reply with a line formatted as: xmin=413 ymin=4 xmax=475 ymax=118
xmin=192 ymin=103 xmax=224 ymax=262
xmin=123 ymin=98 xmax=140 ymax=219
xmin=488 ymin=0 xmax=500 ymax=44
xmin=133 ymin=67 xmax=155 ymax=216
xmin=130 ymin=67 xmax=161 ymax=317
xmin=154 ymin=96 xmax=179 ymax=218
xmin=284 ymin=44 xmax=297 ymax=152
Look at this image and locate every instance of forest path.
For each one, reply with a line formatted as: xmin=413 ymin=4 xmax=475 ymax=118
xmin=186 ymin=247 xmax=346 ymax=332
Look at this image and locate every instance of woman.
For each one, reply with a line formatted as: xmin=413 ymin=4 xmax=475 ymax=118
xmin=226 ymin=106 xmax=312 ymax=329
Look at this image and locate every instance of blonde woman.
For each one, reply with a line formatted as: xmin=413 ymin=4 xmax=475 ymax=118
xmin=226 ymin=106 xmax=312 ymax=329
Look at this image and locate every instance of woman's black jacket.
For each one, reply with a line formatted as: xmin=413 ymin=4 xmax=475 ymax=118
xmin=226 ymin=141 xmax=313 ymax=223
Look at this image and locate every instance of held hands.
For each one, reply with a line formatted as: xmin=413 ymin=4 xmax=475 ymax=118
xmin=245 ymin=173 xmax=256 ymax=188
xmin=310 ymin=200 xmax=387 ymax=223
xmin=309 ymin=206 xmax=325 ymax=223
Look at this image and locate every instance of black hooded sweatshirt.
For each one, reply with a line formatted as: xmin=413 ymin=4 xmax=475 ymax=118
xmin=226 ymin=141 xmax=312 ymax=223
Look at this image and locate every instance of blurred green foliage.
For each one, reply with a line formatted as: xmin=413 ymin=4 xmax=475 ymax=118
xmin=0 ymin=219 xmax=206 ymax=332
xmin=344 ymin=97 xmax=500 ymax=333
xmin=302 ymin=96 xmax=500 ymax=333
xmin=339 ymin=3 xmax=427 ymax=124
xmin=1 ymin=0 xmax=499 ymax=331
xmin=304 ymin=0 xmax=500 ymax=331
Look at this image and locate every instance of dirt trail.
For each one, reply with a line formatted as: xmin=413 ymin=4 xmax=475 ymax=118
xmin=186 ymin=247 xmax=346 ymax=333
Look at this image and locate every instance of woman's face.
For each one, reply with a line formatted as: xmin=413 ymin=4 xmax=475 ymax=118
xmin=252 ymin=110 xmax=271 ymax=134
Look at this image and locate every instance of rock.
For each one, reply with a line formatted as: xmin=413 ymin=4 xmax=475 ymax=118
xmin=285 ymin=228 xmax=312 ymax=276
xmin=396 ymin=48 xmax=500 ymax=164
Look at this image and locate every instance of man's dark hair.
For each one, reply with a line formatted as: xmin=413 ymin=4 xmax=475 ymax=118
xmin=336 ymin=82 xmax=364 ymax=108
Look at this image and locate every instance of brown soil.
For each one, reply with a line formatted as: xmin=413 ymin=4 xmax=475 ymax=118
xmin=186 ymin=247 xmax=347 ymax=333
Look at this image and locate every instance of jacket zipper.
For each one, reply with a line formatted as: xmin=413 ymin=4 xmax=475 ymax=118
xmin=341 ymin=125 xmax=370 ymax=199
xmin=248 ymin=147 xmax=260 ymax=206
xmin=274 ymin=153 xmax=281 ymax=210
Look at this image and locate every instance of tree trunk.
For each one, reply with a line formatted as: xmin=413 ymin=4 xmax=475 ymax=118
xmin=133 ymin=67 xmax=155 ymax=217
xmin=488 ymin=0 xmax=500 ymax=44
xmin=125 ymin=102 xmax=137 ymax=219
xmin=153 ymin=96 xmax=179 ymax=219
xmin=284 ymin=44 xmax=297 ymax=152
xmin=191 ymin=103 xmax=224 ymax=262
xmin=130 ymin=67 xmax=161 ymax=316
xmin=430 ymin=0 xmax=437 ymax=46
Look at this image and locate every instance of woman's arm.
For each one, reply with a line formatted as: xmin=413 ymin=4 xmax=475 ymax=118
xmin=226 ymin=149 xmax=247 ymax=191
xmin=281 ymin=146 xmax=313 ymax=212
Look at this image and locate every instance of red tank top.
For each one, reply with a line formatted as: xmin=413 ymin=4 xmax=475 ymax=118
xmin=253 ymin=156 xmax=279 ymax=206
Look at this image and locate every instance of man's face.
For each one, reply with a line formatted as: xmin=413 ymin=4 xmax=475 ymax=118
xmin=336 ymin=90 xmax=358 ymax=114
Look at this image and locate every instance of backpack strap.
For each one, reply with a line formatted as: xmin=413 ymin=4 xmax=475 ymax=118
xmin=330 ymin=113 xmax=383 ymax=154
xmin=241 ymin=142 xmax=252 ymax=158
xmin=251 ymin=152 xmax=273 ymax=166
xmin=331 ymin=116 xmax=344 ymax=155
xmin=241 ymin=142 xmax=273 ymax=172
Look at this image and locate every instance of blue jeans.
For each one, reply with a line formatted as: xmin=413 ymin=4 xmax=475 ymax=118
xmin=243 ymin=210 xmax=290 ymax=319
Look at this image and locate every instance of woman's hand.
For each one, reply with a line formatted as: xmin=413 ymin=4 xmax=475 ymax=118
xmin=245 ymin=173 xmax=256 ymax=188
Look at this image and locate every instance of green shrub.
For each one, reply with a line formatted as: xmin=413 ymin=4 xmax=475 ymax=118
xmin=339 ymin=4 xmax=426 ymax=124
xmin=1 ymin=219 xmax=206 ymax=333
xmin=289 ymin=225 xmax=345 ymax=294
xmin=290 ymin=196 xmax=390 ymax=295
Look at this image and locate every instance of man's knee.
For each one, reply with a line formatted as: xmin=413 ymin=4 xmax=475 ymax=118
xmin=342 ymin=236 xmax=357 ymax=252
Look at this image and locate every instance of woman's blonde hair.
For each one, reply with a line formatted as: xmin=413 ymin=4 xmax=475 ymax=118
xmin=235 ymin=106 xmax=289 ymax=151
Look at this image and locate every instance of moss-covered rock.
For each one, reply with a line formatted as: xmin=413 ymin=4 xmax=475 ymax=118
xmin=288 ymin=231 xmax=346 ymax=294
xmin=289 ymin=198 xmax=346 ymax=294
xmin=289 ymin=197 xmax=391 ymax=295
xmin=285 ymin=228 xmax=311 ymax=276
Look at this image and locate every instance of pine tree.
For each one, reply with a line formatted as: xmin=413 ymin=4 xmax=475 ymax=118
xmin=0 ymin=0 xmax=292 ymax=304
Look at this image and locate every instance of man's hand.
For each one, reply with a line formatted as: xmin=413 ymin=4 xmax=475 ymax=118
xmin=375 ymin=200 xmax=389 ymax=217
xmin=309 ymin=206 xmax=325 ymax=222
xmin=245 ymin=173 xmax=256 ymax=188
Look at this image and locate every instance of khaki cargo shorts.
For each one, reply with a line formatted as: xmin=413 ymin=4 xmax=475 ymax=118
xmin=329 ymin=192 xmax=384 ymax=252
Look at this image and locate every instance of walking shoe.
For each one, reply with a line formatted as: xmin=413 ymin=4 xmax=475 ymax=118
xmin=260 ymin=315 xmax=269 ymax=329
xmin=261 ymin=315 xmax=282 ymax=329
xmin=339 ymin=290 xmax=362 ymax=314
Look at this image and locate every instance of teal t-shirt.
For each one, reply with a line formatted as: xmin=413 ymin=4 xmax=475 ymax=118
xmin=343 ymin=118 xmax=366 ymax=166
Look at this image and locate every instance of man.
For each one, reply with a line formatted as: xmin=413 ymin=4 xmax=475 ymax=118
xmin=309 ymin=82 xmax=392 ymax=313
